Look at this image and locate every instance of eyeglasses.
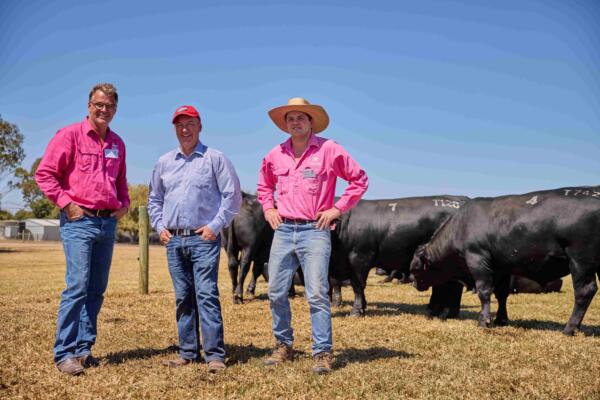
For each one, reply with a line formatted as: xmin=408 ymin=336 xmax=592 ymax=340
xmin=90 ymin=102 xmax=116 ymax=111
xmin=175 ymin=122 xmax=199 ymax=130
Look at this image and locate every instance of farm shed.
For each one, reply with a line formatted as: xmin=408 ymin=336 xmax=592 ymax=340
xmin=24 ymin=219 xmax=60 ymax=241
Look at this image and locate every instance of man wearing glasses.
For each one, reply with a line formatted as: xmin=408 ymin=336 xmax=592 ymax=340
xmin=36 ymin=83 xmax=130 ymax=375
xmin=148 ymin=105 xmax=241 ymax=373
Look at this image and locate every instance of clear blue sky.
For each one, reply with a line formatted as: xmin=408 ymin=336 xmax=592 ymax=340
xmin=1 ymin=0 xmax=599 ymax=211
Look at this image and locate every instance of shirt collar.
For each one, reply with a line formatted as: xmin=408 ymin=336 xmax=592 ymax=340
xmin=281 ymin=133 xmax=320 ymax=153
xmin=176 ymin=141 xmax=206 ymax=159
xmin=83 ymin=117 xmax=114 ymax=143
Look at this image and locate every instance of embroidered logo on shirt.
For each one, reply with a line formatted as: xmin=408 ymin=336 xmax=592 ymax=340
xmin=104 ymin=148 xmax=119 ymax=159
xmin=302 ymin=168 xmax=316 ymax=179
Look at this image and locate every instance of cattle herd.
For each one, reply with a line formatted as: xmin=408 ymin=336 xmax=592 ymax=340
xmin=222 ymin=185 xmax=600 ymax=335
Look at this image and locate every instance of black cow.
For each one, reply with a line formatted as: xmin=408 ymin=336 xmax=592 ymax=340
xmin=223 ymin=192 xmax=303 ymax=303
xmin=410 ymin=186 xmax=600 ymax=335
xmin=329 ymin=195 xmax=470 ymax=316
xmin=222 ymin=192 xmax=273 ymax=304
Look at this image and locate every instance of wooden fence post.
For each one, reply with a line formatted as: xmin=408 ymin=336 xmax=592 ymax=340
xmin=139 ymin=206 xmax=149 ymax=294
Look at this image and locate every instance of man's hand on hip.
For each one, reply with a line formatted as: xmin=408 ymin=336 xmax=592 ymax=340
xmin=195 ymin=226 xmax=217 ymax=241
xmin=64 ymin=202 xmax=87 ymax=221
xmin=316 ymin=207 xmax=341 ymax=230
xmin=159 ymin=229 xmax=173 ymax=245
xmin=264 ymin=208 xmax=282 ymax=230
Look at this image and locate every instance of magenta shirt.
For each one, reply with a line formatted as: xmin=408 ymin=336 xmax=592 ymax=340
xmin=257 ymin=134 xmax=368 ymax=220
xmin=35 ymin=118 xmax=130 ymax=210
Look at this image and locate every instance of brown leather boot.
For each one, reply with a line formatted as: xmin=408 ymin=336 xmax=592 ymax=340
xmin=312 ymin=351 xmax=333 ymax=374
xmin=161 ymin=357 xmax=193 ymax=367
xmin=263 ymin=342 xmax=293 ymax=366
xmin=207 ymin=359 xmax=226 ymax=373
xmin=56 ymin=357 xmax=84 ymax=376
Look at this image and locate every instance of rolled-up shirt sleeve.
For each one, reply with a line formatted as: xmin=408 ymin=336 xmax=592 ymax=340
xmin=147 ymin=161 xmax=166 ymax=234
xmin=330 ymin=143 xmax=369 ymax=213
xmin=35 ymin=129 xmax=75 ymax=209
xmin=207 ymin=155 xmax=242 ymax=234
xmin=257 ymin=157 xmax=276 ymax=212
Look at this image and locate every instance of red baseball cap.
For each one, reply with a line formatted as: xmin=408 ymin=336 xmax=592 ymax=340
xmin=172 ymin=105 xmax=201 ymax=123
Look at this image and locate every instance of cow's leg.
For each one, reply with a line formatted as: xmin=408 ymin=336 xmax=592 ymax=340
xmin=445 ymin=281 xmax=464 ymax=319
xmin=427 ymin=285 xmax=446 ymax=318
xmin=329 ymin=278 xmax=343 ymax=308
xmin=468 ymin=252 xmax=494 ymax=328
xmin=348 ymin=252 xmax=372 ymax=316
xmin=348 ymin=273 xmax=365 ymax=316
xmin=233 ymin=251 xmax=252 ymax=304
xmin=494 ymin=274 xmax=510 ymax=326
xmin=246 ymin=275 xmax=257 ymax=300
xmin=227 ymin=253 xmax=240 ymax=299
xmin=245 ymin=258 xmax=264 ymax=299
xmin=563 ymin=257 xmax=597 ymax=335
xmin=379 ymin=270 xmax=393 ymax=284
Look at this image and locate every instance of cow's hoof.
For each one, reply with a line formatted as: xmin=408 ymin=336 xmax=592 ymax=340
xmin=562 ymin=326 xmax=577 ymax=336
xmin=478 ymin=318 xmax=492 ymax=328
xmin=494 ymin=317 xmax=509 ymax=326
xmin=233 ymin=295 xmax=243 ymax=305
xmin=446 ymin=309 xmax=460 ymax=319
xmin=331 ymin=297 xmax=342 ymax=308
xmin=349 ymin=309 xmax=365 ymax=317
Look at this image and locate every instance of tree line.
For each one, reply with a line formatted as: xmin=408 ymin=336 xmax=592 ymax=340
xmin=0 ymin=115 xmax=149 ymax=239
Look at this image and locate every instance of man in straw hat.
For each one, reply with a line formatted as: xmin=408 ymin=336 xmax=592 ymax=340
xmin=257 ymin=97 xmax=368 ymax=374
xmin=148 ymin=104 xmax=241 ymax=373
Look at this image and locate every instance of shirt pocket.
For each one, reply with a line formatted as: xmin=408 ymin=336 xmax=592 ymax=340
xmin=192 ymin=163 xmax=213 ymax=189
xmin=302 ymin=164 xmax=327 ymax=195
xmin=77 ymin=147 xmax=99 ymax=174
xmin=105 ymin=157 xmax=120 ymax=178
xmin=273 ymin=167 xmax=290 ymax=195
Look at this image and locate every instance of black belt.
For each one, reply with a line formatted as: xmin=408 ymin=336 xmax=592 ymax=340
xmin=81 ymin=207 xmax=114 ymax=217
xmin=168 ymin=228 xmax=197 ymax=236
xmin=281 ymin=217 xmax=317 ymax=225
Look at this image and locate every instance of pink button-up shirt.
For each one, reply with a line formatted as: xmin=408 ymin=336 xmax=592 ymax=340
xmin=35 ymin=118 xmax=130 ymax=210
xmin=257 ymin=134 xmax=368 ymax=220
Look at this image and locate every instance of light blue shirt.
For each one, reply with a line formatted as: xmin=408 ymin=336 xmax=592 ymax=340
xmin=148 ymin=142 xmax=242 ymax=235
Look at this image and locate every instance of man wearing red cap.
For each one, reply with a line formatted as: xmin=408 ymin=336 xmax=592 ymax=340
xmin=148 ymin=105 xmax=241 ymax=373
xmin=36 ymin=83 xmax=130 ymax=375
xmin=257 ymin=97 xmax=368 ymax=374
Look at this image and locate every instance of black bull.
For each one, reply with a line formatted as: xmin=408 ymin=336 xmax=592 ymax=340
xmin=222 ymin=193 xmax=272 ymax=304
xmin=330 ymin=195 xmax=469 ymax=316
xmin=224 ymin=193 xmax=470 ymax=315
xmin=410 ymin=186 xmax=600 ymax=335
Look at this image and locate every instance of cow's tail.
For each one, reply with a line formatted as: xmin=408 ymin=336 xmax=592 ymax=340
xmin=224 ymin=221 xmax=240 ymax=262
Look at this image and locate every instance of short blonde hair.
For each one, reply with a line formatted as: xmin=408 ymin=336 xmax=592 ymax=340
xmin=89 ymin=83 xmax=118 ymax=104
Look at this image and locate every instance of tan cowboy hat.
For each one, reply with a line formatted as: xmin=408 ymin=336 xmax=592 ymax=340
xmin=268 ymin=97 xmax=329 ymax=134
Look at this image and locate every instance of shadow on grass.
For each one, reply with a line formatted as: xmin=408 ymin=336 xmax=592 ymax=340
xmin=332 ymin=301 xmax=480 ymax=319
xmin=0 ymin=248 xmax=18 ymax=253
xmin=104 ymin=345 xmax=179 ymax=365
xmin=226 ymin=344 xmax=273 ymax=364
xmin=246 ymin=292 xmax=305 ymax=302
xmin=508 ymin=319 xmax=600 ymax=336
xmin=335 ymin=347 xmax=413 ymax=369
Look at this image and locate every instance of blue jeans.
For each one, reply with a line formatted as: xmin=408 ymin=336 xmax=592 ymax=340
xmin=54 ymin=213 xmax=116 ymax=363
xmin=268 ymin=222 xmax=332 ymax=355
xmin=166 ymin=235 xmax=225 ymax=362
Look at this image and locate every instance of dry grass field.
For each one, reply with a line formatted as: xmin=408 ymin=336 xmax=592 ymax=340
xmin=1 ymin=240 xmax=599 ymax=400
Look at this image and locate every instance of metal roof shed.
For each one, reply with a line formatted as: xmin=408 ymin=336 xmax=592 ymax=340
xmin=25 ymin=219 xmax=61 ymax=241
